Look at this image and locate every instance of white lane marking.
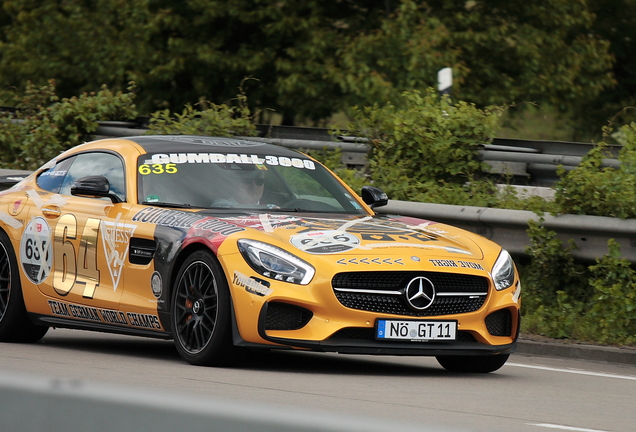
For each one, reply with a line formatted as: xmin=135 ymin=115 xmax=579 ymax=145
xmin=528 ymin=423 xmax=611 ymax=432
xmin=507 ymin=362 xmax=636 ymax=381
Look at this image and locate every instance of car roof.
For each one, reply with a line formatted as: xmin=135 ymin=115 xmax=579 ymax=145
xmin=123 ymin=135 xmax=307 ymax=158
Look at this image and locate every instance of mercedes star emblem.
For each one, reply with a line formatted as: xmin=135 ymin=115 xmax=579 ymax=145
xmin=405 ymin=276 xmax=436 ymax=310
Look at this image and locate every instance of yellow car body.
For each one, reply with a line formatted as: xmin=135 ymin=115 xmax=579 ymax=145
xmin=0 ymin=136 xmax=520 ymax=372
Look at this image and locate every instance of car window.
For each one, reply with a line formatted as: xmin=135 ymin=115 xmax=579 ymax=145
xmin=58 ymin=152 xmax=126 ymax=201
xmin=137 ymin=152 xmax=366 ymax=213
xmin=36 ymin=157 xmax=76 ymax=193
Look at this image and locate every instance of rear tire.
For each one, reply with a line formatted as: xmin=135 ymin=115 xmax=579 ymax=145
xmin=171 ymin=250 xmax=243 ymax=366
xmin=436 ymin=354 xmax=509 ymax=373
xmin=0 ymin=231 xmax=48 ymax=343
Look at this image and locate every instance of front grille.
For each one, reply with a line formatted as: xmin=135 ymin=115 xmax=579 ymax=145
xmin=264 ymin=302 xmax=313 ymax=331
xmin=327 ymin=327 xmax=479 ymax=343
xmin=332 ymin=271 xmax=489 ymax=317
xmin=485 ymin=308 xmax=513 ymax=336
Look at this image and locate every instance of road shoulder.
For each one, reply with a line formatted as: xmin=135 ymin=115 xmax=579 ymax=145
xmin=517 ymin=333 xmax=636 ymax=365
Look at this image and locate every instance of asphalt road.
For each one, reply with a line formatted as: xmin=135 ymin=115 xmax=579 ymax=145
xmin=1 ymin=328 xmax=635 ymax=432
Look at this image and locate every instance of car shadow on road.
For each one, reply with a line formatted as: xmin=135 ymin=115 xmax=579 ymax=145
xmin=39 ymin=329 xmax=181 ymax=361
xmin=236 ymin=349 xmax=511 ymax=378
xmin=39 ymin=329 xmax=512 ymax=378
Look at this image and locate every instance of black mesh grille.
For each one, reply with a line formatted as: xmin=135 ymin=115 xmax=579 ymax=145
xmin=329 ymin=327 xmax=376 ymax=340
xmin=485 ymin=309 xmax=513 ymax=336
xmin=264 ymin=302 xmax=313 ymax=330
xmin=327 ymin=327 xmax=478 ymax=343
xmin=129 ymin=238 xmax=156 ymax=265
xmin=332 ymin=271 xmax=489 ymax=317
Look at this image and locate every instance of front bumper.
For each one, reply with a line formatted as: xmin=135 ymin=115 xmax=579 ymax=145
xmin=233 ymin=302 xmax=520 ymax=357
xmin=225 ymin=257 xmax=521 ymax=357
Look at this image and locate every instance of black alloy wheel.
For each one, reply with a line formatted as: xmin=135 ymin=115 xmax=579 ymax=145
xmin=171 ymin=250 xmax=241 ymax=366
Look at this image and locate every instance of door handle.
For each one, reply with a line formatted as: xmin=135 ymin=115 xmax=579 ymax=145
xmin=41 ymin=205 xmax=61 ymax=218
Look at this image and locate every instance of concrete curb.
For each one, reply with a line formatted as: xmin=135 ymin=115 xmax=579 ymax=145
xmin=516 ymin=336 xmax=636 ymax=366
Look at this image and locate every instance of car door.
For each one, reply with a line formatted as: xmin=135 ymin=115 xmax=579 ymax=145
xmin=28 ymin=151 xmax=133 ymax=314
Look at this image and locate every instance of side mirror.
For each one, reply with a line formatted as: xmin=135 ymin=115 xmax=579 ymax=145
xmin=71 ymin=175 xmax=122 ymax=204
xmin=361 ymin=186 xmax=388 ymax=209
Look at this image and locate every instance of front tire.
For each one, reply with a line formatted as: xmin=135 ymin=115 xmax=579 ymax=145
xmin=171 ymin=250 xmax=242 ymax=366
xmin=436 ymin=354 xmax=510 ymax=373
xmin=0 ymin=231 xmax=48 ymax=343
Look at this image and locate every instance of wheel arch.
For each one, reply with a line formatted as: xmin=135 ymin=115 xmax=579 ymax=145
xmin=168 ymin=242 xmax=222 ymax=296
xmin=0 ymin=223 xmax=49 ymax=342
xmin=161 ymin=241 xmax=228 ymax=334
xmin=0 ymin=226 xmax=22 ymax=300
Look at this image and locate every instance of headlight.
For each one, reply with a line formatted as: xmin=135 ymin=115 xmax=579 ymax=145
xmin=492 ymin=249 xmax=515 ymax=291
xmin=237 ymin=239 xmax=315 ymax=285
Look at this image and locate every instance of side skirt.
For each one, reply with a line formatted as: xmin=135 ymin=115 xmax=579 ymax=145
xmin=29 ymin=313 xmax=173 ymax=340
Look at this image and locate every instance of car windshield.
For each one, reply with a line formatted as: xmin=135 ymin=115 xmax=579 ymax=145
xmin=137 ymin=151 xmax=367 ymax=214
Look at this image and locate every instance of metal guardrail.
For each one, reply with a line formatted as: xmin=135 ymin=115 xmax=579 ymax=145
xmin=93 ymin=122 xmax=621 ymax=186
xmin=379 ymin=201 xmax=636 ymax=263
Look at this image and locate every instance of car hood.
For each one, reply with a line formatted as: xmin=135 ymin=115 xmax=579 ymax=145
xmin=220 ymin=213 xmax=486 ymax=260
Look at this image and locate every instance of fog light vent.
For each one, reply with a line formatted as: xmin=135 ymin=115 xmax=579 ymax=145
xmin=485 ymin=309 xmax=512 ymax=336
xmin=264 ymin=302 xmax=313 ymax=330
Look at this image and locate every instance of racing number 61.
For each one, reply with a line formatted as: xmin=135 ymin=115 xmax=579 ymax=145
xmin=53 ymin=214 xmax=101 ymax=298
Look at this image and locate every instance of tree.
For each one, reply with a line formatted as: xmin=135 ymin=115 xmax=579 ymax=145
xmin=0 ymin=0 xmax=617 ymax=129
xmin=333 ymin=0 xmax=614 ymax=116
xmin=139 ymin=0 xmax=391 ymax=123
xmin=0 ymin=0 xmax=155 ymax=103
xmin=0 ymin=0 xmax=392 ymax=122
xmin=571 ymin=0 xmax=636 ymax=141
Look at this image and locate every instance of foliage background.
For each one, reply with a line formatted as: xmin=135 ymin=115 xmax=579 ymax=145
xmin=0 ymin=0 xmax=628 ymax=139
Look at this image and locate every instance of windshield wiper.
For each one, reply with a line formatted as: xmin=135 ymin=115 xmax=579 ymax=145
xmin=142 ymin=201 xmax=192 ymax=208
xmin=272 ymin=207 xmax=301 ymax=212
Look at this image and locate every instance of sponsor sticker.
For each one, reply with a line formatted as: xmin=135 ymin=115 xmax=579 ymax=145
xmin=132 ymin=208 xmax=245 ymax=236
xmin=101 ymin=218 xmax=137 ymax=291
xmin=429 ymin=259 xmax=484 ymax=271
xmin=46 ymin=299 xmax=162 ymax=329
xmin=336 ymin=257 xmax=405 ymax=265
xmin=233 ymin=271 xmax=273 ymax=297
xmin=9 ymin=198 xmax=25 ymax=216
xmin=20 ymin=217 xmax=53 ymax=284
xmin=100 ymin=218 xmax=136 ymax=291
xmin=290 ymin=230 xmax=360 ymax=254
xmin=143 ymin=153 xmax=316 ymax=170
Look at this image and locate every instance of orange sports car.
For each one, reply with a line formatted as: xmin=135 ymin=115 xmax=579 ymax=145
xmin=0 ymin=135 xmax=521 ymax=372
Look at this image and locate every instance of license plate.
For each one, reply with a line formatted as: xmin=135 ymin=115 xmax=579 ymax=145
xmin=376 ymin=319 xmax=457 ymax=341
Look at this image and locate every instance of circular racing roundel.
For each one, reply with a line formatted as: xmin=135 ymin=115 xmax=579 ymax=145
xmin=20 ymin=217 xmax=53 ymax=284
xmin=290 ymin=230 xmax=360 ymax=254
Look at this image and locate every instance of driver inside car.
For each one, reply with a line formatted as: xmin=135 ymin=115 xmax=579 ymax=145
xmin=212 ymin=165 xmax=268 ymax=208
